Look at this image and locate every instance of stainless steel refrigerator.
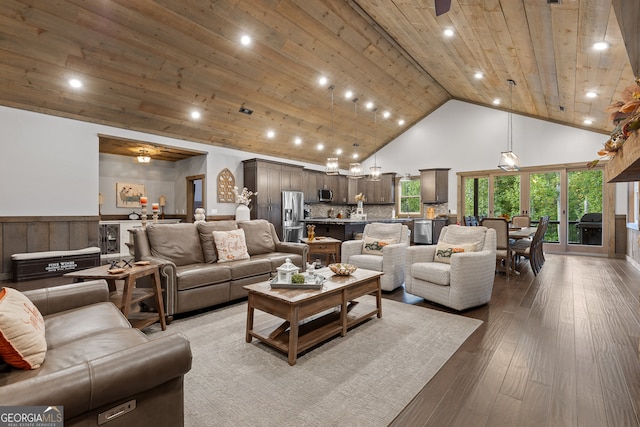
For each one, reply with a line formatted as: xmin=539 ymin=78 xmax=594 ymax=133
xmin=282 ymin=191 xmax=305 ymax=242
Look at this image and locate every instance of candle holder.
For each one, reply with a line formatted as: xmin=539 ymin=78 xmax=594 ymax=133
xmin=141 ymin=202 xmax=147 ymax=227
xmin=152 ymin=202 xmax=160 ymax=224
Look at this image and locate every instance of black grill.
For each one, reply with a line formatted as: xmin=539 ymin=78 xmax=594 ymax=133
xmin=576 ymin=213 xmax=602 ymax=245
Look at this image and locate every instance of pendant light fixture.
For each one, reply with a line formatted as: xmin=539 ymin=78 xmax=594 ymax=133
xmin=348 ymin=97 xmax=364 ymax=179
xmin=368 ymin=108 xmax=381 ymax=181
xmin=498 ymin=79 xmax=520 ymax=171
xmin=325 ymin=84 xmax=339 ymax=175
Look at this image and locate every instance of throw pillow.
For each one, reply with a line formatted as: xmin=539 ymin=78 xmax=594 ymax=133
xmin=197 ymin=221 xmax=238 ymax=263
xmin=0 ymin=287 xmax=47 ymax=370
xmin=434 ymin=241 xmax=478 ymax=264
xmin=213 ymin=229 xmax=250 ymax=263
xmin=362 ymin=236 xmax=398 ymax=256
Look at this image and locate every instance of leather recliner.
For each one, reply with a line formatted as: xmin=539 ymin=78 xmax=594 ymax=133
xmin=0 ymin=280 xmax=192 ymax=427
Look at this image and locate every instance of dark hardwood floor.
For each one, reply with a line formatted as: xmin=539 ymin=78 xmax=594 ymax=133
xmin=387 ymin=254 xmax=640 ymax=427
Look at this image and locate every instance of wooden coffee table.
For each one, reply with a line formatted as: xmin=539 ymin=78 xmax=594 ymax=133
xmin=243 ymin=268 xmax=383 ymax=365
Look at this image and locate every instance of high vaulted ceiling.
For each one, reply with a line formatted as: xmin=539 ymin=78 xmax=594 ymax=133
xmin=1 ymin=0 xmax=638 ymax=168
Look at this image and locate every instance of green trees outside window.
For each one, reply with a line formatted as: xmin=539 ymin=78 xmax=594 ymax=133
xmin=493 ymin=175 xmax=520 ymax=219
xmin=399 ymin=178 xmax=421 ymax=214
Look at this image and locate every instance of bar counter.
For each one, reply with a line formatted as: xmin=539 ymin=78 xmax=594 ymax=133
xmin=304 ymin=217 xmax=413 ymax=241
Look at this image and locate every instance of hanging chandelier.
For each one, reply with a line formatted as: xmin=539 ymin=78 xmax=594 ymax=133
xmin=325 ymin=85 xmax=340 ymax=175
xmin=498 ymin=79 xmax=520 ymax=172
xmin=348 ymin=97 xmax=364 ymax=179
xmin=368 ymin=108 xmax=381 ymax=181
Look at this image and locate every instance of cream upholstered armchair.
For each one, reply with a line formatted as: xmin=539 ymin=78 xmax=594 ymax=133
xmin=341 ymin=222 xmax=410 ymax=291
xmin=404 ymin=225 xmax=497 ymax=310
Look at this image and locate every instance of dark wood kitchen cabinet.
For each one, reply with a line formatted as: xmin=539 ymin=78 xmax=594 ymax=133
xmin=420 ymin=168 xmax=449 ymax=204
xmin=363 ymin=173 xmax=396 ymax=204
xmin=303 ymin=169 xmax=324 ymax=203
xmin=243 ymin=159 xmax=303 ymax=238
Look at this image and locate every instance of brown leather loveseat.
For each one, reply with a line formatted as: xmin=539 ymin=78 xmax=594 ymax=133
xmin=0 ymin=280 xmax=192 ymax=427
xmin=133 ymin=219 xmax=308 ymax=319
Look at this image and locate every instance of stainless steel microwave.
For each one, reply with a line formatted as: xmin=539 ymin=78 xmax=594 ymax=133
xmin=318 ymin=189 xmax=333 ymax=202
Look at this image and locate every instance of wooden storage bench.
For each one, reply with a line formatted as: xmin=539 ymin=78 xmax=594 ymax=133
xmin=11 ymin=247 xmax=101 ymax=282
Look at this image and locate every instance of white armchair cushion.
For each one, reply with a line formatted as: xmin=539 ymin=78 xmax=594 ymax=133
xmin=362 ymin=237 xmax=398 ymax=255
xmin=348 ymin=254 xmax=384 ymax=271
xmin=411 ymin=262 xmax=450 ymax=286
xmin=440 ymin=225 xmax=488 ymax=250
xmin=364 ymin=223 xmax=405 ymax=242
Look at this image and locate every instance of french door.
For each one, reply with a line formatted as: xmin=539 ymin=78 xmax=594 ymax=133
xmin=461 ymin=164 xmax=609 ymax=255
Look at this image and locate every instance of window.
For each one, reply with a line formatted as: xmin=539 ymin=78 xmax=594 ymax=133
xmin=398 ymin=177 xmax=421 ymax=215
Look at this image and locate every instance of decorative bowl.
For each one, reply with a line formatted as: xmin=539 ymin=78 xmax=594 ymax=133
xmin=328 ymin=263 xmax=357 ymax=276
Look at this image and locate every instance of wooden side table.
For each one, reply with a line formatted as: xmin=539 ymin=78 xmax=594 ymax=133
xmin=300 ymin=237 xmax=341 ymax=265
xmin=64 ymin=263 xmax=166 ymax=330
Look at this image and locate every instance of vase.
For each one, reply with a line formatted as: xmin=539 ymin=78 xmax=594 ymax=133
xmin=235 ymin=204 xmax=250 ymax=221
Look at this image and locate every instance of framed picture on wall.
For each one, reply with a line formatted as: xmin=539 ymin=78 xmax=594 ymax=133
xmin=116 ymin=182 xmax=145 ymax=208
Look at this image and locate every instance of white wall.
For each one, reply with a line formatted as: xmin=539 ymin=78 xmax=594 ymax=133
xmin=0 ymin=101 xmax=625 ymax=217
xmin=360 ymin=100 xmax=625 ymax=213
xmin=0 ymin=105 xmax=319 ymax=217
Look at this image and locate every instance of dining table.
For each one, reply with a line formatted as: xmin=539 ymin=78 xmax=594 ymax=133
xmin=509 ymin=226 xmax=537 ymax=240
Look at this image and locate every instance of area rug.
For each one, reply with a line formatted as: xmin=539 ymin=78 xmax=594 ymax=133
xmin=146 ymin=296 xmax=482 ymax=427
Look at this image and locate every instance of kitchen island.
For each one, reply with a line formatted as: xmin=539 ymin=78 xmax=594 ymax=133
xmin=304 ymin=218 xmax=413 ymax=242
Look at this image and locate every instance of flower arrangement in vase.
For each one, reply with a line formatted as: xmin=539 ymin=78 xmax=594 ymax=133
xmin=233 ymin=186 xmax=257 ymax=206
xmin=233 ymin=186 xmax=257 ymax=221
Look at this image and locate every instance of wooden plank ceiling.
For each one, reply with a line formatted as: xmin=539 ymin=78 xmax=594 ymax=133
xmin=0 ymin=0 xmax=636 ymax=168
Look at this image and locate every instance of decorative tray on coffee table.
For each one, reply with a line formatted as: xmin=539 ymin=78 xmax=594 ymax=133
xmin=269 ymin=275 xmax=326 ymax=290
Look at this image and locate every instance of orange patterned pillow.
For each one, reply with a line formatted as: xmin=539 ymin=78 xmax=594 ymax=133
xmin=0 ymin=287 xmax=47 ymax=369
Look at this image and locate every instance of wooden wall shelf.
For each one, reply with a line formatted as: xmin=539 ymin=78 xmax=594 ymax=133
xmin=605 ymin=131 xmax=640 ymax=183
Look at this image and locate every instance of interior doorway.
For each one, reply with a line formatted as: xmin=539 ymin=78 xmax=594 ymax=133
xmin=186 ymin=174 xmax=205 ymax=222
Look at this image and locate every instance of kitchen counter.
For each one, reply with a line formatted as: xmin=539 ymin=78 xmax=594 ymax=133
xmin=305 ymin=217 xmax=414 ymax=224
xmin=304 ymin=217 xmax=414 ymax=241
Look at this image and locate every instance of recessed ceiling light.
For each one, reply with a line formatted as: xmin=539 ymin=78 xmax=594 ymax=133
xmin=345 ymin=90 xmax=353 ymax=99
xmin=68 ymin=78 xmax=82 ymax=88
xmin=317 ymin=143 xmax=324 ymax=151
xmin=266 ymin=130 xmax=275 ymax=139
xmin=336 ymin=148 xmax=343 ymax=155
xmin=398 ymin=119 xmax=405 ymax=126
xmin=586 ymin=91 xmax=597 ymax=98
xmin=366 ymin=102 xmax=374 ymax=110
xmin=474 ymin=72 xmax=484 ymax=80
xmin=583 ymin=119 xmax=593 ymax=125
xmin=294 ymin=137 xmax=302 ymax=145
xmin=318 ymin=76 xmax=328 ymax=86
xmin=383 ymin=111 xmax=391 ymax=118
xmin=240 ymin=35 xmax=251 ymax=46
xmin=444 ymin=28 xmax=454 ymax=37
xmin=493 ymin=99 xmax=501 ymax=105
xmin=593 ymin=41 xmax=609 ymax=51
xmin=190 ymin=111 xmax=201 ymax=119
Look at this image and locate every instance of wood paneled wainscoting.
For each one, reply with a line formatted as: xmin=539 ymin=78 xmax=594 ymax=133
xmin=0 ymin=216 xmax=100 ymax=281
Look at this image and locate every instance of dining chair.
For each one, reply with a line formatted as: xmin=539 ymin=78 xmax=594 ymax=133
xmin=480 ymin=217 xmax=515 ymax=277
xmin=511 ymin=215 xmax=530 ymax=228
xmin=511 ymin=216 xmax=549 ymax=275
xmin=464 ymin=216 xmax=479 ymax=226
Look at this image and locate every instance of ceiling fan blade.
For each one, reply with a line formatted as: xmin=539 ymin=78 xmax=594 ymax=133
xmin=435 ymin=0 xmax=451 ymax=16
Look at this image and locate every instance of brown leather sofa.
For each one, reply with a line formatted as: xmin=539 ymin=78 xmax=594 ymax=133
xmin=133 ymin=219 xmax=308 ymax=319
xmin=0 ymin=280 xmax=192 ymax=427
